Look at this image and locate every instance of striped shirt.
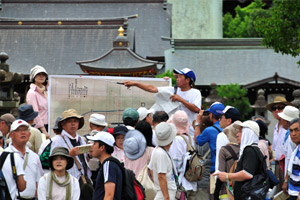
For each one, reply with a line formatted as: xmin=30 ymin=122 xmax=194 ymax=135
xmin=288 ymin=145 xmax=300 ymax=196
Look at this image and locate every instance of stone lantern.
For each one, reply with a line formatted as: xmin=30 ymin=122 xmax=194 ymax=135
xmin=291 ymin=89 xmax=300 ymax=110
xmin=0 ymin=52 xmax=23 ymax=114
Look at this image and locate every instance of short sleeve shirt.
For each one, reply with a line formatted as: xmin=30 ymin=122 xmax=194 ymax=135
xmin=93 ymin=159 xmax=123 ymax=200
xmin=148 ymin=147 xmax=177 ymax=191
xmin=233 ymin=146 xmax=261 ymax=199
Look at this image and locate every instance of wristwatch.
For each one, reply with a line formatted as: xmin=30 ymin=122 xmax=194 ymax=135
xmin=194 ymin=122 xmax=201 ymax=127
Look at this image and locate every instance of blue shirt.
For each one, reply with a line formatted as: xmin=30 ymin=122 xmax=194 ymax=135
xmin=93 ymin=159 xmax=123 ymax=200
xmin=196 ymin=121 xmax=222 ymax=172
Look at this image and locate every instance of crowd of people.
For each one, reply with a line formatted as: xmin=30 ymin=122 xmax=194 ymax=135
xmin=0 ymin=66 xmax=299 ymax=200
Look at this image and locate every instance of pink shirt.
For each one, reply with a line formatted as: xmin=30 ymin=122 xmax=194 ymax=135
xmin=26 ymin=84 xmax=48 ymax=129
xmin=112 ymin=146 xmax=125 ymax=163
xmin=125 ymin=147 xmax=154 ymax=177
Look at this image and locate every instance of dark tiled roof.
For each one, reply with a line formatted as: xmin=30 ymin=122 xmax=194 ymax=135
xmin=0 ymin=1 xmax=171 ymax=74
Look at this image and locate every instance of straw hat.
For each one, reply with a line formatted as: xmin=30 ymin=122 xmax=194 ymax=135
xmin=58 ymin=109 xmax=84 ymax=130
xmin=266 ymin=96 xmax=292 ymax=112
xmin=223 ymin=121 xmax=242 ymax=143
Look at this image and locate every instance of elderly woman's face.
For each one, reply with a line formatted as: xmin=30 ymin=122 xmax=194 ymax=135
xmin=236 ymin=127 xmax=242 ymax=144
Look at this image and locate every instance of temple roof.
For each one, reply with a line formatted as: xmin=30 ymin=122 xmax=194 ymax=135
xmin=0 ymin=0 xmax=171 ymax=75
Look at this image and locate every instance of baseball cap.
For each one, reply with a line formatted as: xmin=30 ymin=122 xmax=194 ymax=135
xmin=173 ymin=68 xmax=196 ymax=83
xmin=122 ymin=108 xmax=139 ymax=121
xmin=206 ymin=102 xmax=225 ymax=117
xmin=217 ymin=106 xmax=241 ymax=122
xmin=10 ymin=119 xmax=30 ymax=132
xmin=86 ymin=131 xmax=115 ymax=147
xmin=137 ymin=107 xmax=154 ymax=121
xmin=0 ymin=113 xmax=16 ymax=125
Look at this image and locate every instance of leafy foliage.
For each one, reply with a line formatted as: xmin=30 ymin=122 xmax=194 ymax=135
xmin=254 ymin=0 xmax=300 ymax=64
xmin=216 ymin=84 xmax=252 ymax=121
xmin=156 ymin=69 xmax=176 ymax=86
xmin=223 ymin=0 xmax=271 ymax=38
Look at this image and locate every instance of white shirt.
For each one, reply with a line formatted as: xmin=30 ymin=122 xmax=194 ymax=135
xmin=38 ymin=172 xmax=80 ymax=200
xmin=169 ymin=135 xmax=188 ymax=173
xmin=148 ymin=147 xmax=177 ymax=191
xmin=272 ymin=122 xmax=287 ymax=161
xmin=1 ymin=151 xmax=24 ymax=200
xmin=50 ymin=130 xmax=91 ymax=179
xmin=6 ymin=144 xmax=44 ymax=198
xmin=215 ymin=132 xmax=229 ymax=172
xmin=157 ymin=87 xmax=202 ymax=139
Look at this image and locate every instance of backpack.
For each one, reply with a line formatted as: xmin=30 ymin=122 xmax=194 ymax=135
xmin=240 ymin=145 xmax=270 ymax=200
xmin=180 ymin=135 xmax=210 ymax=182
xmin=39 ymin=139 xmax=52 ymax=169
xmin=0 ymin=152 xmax=17 ymax=200
xmin=103 ymin=157 xmax=145 ymax=200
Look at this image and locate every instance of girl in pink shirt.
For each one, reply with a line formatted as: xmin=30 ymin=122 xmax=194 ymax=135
xmin=26 ymin=65 xmax=49 ymax=138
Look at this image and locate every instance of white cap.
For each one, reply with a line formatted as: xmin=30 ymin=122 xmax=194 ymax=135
xmin=10 ymin=120 xmax=30 ymax=132
xmin=137 ymin=107 xmax=154 ymax=121
xmin=278 ymin=105 xmax=299 ymax=122
xmin=89 ymin=113 xmax=108 ymax=127
xmin=86 ymin=131 xmax=115 ymax=147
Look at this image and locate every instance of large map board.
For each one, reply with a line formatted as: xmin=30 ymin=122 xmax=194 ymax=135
xmin=48 ymin=75 xmax=171 ymax=135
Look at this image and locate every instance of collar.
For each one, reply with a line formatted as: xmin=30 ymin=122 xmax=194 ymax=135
xmin=62 ymin=130 xmax=80 ymax=142
xmin=8 ymin=143 xmax=29 ymax=156
xmin=214 ymin=121 xmax=220 ymax=126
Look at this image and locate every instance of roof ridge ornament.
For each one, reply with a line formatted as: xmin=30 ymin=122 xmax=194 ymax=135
xmin=118 ymin=26 xmax=124 ymax=37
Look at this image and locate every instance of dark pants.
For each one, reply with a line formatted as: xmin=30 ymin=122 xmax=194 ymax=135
xmin=275 ymin=161 xmax=284 ymax=193
xmin=289 ymin=196 xmax=297 ymax=200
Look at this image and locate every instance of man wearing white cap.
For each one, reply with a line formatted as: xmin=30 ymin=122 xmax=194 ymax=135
xmin=6 ymin=119 xmax=43 ymax=199
xmin=124 ymin=68 xmax=201 ymax=139
xmin=1 ymin=120 xmax=27 ymax=199
xmin=277 ymin=106 xmax=300 ymax=194
xmin=87 ymin=132 xmax=123 ymax=200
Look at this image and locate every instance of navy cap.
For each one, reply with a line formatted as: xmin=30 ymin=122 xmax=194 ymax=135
xmin=217 ymin=106 xmax=241 ymax=122
xmin=173 ymin=68 xmax=196 ymax=83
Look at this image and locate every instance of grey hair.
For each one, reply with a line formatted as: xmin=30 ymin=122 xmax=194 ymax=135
xmin=289 ymin=118 xmax=300 ymax=127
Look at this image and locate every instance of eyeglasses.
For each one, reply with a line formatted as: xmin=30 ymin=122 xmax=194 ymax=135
xmin=271 ymin=105 xmax=285 ymax=111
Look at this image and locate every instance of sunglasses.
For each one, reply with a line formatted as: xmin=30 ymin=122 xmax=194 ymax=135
xmin=271 ymin=105 xmax=285 ymax=111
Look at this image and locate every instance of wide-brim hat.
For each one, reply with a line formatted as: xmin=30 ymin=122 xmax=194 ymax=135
xmin=123 ymin=129 xmax=147 ymax=160
xmin=223 ymin=121 xmax=242 ymax=143
xmin=17 ymin=104 xmax=38 ymax=122
xmin=89 ymin=113 xmax=108 ymax=127
xmin=155 ymin=122 xmax=177 ymax=146
xmin=233 ymin=120 xmax=260 ymax=137
xmin=53 ymin=117 xmax=62 ymax=130
xmin=266 ymin=96 xmax=292 ymax=112
xmin=49 ymin=147 xmax=74 ymax=170
xmin=168 ymin=110 xmax=190 ymax=134
xmin=278 ymin=105 xmax=299 ymax=122
xmin=58 ymin=109 xmax=84 ymax=130
xmin=29 ymin=65 xmax=48 ymax=82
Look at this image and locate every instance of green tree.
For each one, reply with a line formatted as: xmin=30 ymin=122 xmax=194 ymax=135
xmin=254 ymin=0 xmax=300 ymax=64
xmin=216 ymin=84 xmax=252 ymax=121
xmin=223 ymin=0 xmax=271 ymax=38
xmin=156 ymin=69 xmax=176 ymax=86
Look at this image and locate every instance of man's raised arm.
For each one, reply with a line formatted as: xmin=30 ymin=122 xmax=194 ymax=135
xmin=123 ymin=81 xmax=158 ymax=93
